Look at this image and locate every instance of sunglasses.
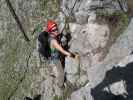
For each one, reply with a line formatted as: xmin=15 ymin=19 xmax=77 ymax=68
xmin=51 ymin=28 xmax=58 ymax=32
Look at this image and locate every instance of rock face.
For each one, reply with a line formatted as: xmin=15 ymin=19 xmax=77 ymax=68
xmin=64 ymin=21 xmax=110 ymax=89
xmin=0 ymin=0 xmax=133 ymax=100
xmin=61 ymin=0 xmax=128 ymax=23
xmin=70 ymin=18 xmax=133 ymax=100
xmin=0 ymin=0 xmax=60 ymax=100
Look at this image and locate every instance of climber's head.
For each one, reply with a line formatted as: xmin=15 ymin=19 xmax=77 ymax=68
xmin=47 ymin=20 xmax=59 ymax=37
xmin=47 ymin=20 xmax=57 ymax=32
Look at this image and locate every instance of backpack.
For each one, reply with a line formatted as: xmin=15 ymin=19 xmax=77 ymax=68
xmin=38 ymin=31 xmax=51 ymax=59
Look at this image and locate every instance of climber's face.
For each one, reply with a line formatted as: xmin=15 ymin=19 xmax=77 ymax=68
xmin=51 ymin=26 xmax=60 ymax=37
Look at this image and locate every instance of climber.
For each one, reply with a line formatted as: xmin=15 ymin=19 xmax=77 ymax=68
xmin=46 ymin=20 xmax=76 ymax=87
xmin=46 ymin=20 xmax=75 ymax=61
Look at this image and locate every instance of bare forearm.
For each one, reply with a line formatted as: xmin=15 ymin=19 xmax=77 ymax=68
xmin=55 ymin=44 xmax=70 ymax=56
xmin=52 ymin=40 xmax=71 ymax=56
xmin=59 ymin=48 xmax=71 ymax=56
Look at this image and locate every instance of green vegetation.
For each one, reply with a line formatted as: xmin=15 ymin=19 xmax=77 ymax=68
xmin=63 ymin=84 xmax=76 ymax=100
xmin=110 ymin=12 xmax=129 ymax=42
xmin=53 ymin=95 xmax=63 ymax=100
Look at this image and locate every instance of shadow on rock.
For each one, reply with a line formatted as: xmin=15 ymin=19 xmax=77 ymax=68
xmin=91 ymin=62 xmax=133 ymax=100
xmin=24 ymin=94 xmax=41 ymax=100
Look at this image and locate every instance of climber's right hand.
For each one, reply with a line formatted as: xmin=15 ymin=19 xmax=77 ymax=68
xmin=70 ymin=52 xmax=76 ymax=58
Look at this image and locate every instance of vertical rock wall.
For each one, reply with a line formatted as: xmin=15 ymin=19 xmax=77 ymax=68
xmin=0 ymin=0 xmax=60 ymax=99
xmin=0 ymin=0 xmax=133 ymax=100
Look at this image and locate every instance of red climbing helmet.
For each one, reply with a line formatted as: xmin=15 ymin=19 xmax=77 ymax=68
xmin=47 ymin=20 xmax=57 ymax=32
